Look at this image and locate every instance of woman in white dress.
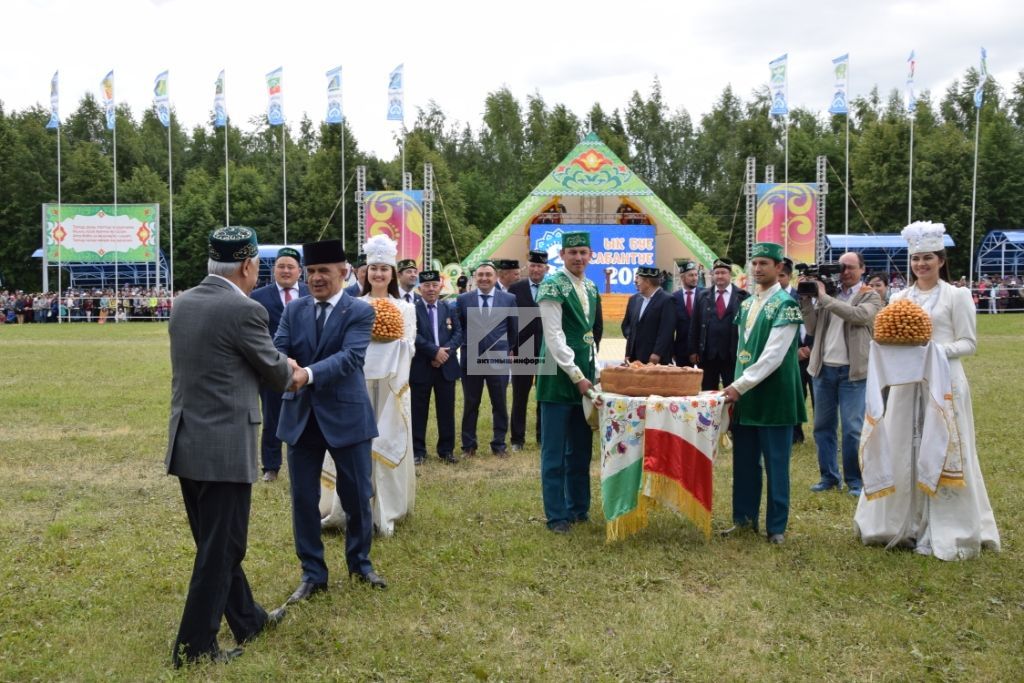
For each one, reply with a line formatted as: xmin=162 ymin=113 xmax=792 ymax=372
xmin=321 ymin=234 xmax=417 ymax=536
xmin=854 ymin=222 xmax=1000 ymax=560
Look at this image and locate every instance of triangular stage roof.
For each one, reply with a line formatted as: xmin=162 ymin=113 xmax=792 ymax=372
xmin=463 ymin=132 xmax=718 ymax=271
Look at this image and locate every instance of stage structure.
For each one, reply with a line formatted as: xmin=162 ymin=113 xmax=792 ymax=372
xmin=744 ymin=156 xmax=828 ymax=265
xmin=822 ymin=233 xmax=954 ymax=276
xmin=354 ymin=164 xmax=435 ymax=270
xmin=976 ymin=230 xmax=1024 ymax=279
xmin=40 ymin=203 xmax=166 ymax=291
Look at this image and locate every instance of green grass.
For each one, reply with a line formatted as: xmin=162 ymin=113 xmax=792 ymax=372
xmin=0 ymin=318 xmax=1021 ymax=681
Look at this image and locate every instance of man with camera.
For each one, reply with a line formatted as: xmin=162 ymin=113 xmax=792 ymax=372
xmin=798 ymin=252 xmax=881 ymax=498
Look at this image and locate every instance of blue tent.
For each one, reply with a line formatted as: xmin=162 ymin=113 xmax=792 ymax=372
xmin=976 ymin=230 xmax=1024 ymax=278
xmin=822 ymin=233 xmax=955 ymax=276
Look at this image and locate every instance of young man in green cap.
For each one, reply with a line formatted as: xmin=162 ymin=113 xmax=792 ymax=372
xmin=536 ymin=231 xmax=599 ymax=533
xmin=721 ymin=242 xmax=806 ymax=544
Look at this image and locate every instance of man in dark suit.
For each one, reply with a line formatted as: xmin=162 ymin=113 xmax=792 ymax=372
xmin=250 ymin=247 xmax=309 ymax=482
xmin=411 ymin=270 xmax=463 ymax=464
xmin=397 ymin=258 xmax=420 ymax=303
xmin=689 ymin=258 xmax=749 ymax=390
xmin=671 ymin=259 xmax=702 ymax=366
xmin=494 ymin=259 xmax=521 ymax=293
xmin=165 ymin=227 xmax=294 ymax=668
xmin=622 ymin=266 xmax=676 ymax=364
xmin=507 ymin=250 xmax=548 ymax=451
xmin=274 ymin=239 xmax=387 ymax=596
xmin=456 ymin=261 xmax=517 ymax=457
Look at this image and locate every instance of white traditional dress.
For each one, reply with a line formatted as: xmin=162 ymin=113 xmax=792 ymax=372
xmin=321 ymin=295 xmax=417 ymax=536
xmin=853 ymin=281 xmax=1000 ymax=560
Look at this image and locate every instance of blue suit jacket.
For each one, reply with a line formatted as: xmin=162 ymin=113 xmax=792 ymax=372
xmin=412 ymin=298 xmax=463 ymax=383
xmin=250 ymin=282 xmax=309 ymax=336
xmin=273 ymin=292 xmax=378 ymax=448
xmin=455 ymin=289 xmax=517 ymax=374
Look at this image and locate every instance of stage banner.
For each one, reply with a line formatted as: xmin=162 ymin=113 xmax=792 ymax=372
xmin=365 ymin=190 xmax=424 ymax=268
xmin=43 ymin=204 xmax=159 ymax=263
xmin=755 ymin=184 xmax=817 ymax=265
xmin=529 ymin=224 xmax=655 ymax=294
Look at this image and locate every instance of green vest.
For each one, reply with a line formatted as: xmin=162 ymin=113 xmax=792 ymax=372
xmin=734 ymin=288 xmax=807 ymax=426
xmin=536 ymin=270 xmax=598 ymax=404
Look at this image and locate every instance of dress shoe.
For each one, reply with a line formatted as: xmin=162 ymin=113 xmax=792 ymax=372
xmin=239 ymin=606 xmax=286 ymax=644
xmin=718 ymin=523 xmax=758 ymax=537
xmin=414 ymin=456 xmax=424 ymax=466
xmin=212 ymin=647 xmax=245 ymax=664
xmin=461 ymin=448 xmax=477 ymax=459
xmin=262 ymin=470 xmax=278 ymax=482
xmin=510 ymin=443 xmax=524 ymax=453
xmin=286 ymin=581 xmax=328 ymax=604
xmin=439 ymin=452 xmax=458 ymax=464
xmin=809 ymin=480 xmax=839 ymax=493
xmin=768 ymin=533 xmax=785 ymax=544
xmin=847 ymin=486 xmax=863 ymax=498
xmin=548 ymin=520 xmax=571 ymax=534
xmin=350 ymin=570 xmax=388 ymax=589
xmin=492 ymin=447 xmax=509 ymax=458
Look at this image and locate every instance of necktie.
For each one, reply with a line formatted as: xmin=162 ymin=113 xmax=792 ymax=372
xmin=428 ymin=303 xmax=438 ymax=345
xmin=685 ymin=289 xmax=693 ymax=316
xmin=481 ymin=293 xmax=490 ymax=310
xmin=405 ymin=292 xmax=413 ymax=303
xmin=716 ymin=290 xmax=726 ymax=319
xmin=283 ymin=288 xmax=292 ymax=304
xmin=531 ymin=283 xmax=538 ymax=302
xmin=315 ymin=301 xmax=329 ymax=344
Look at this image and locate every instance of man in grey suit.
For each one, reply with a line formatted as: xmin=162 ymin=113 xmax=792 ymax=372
xmin=165 ymin=227 xmax=299 ymax=668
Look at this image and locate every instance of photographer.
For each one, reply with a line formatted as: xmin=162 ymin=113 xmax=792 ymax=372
xmin=799 ymin=252 xmax=881 ymax=498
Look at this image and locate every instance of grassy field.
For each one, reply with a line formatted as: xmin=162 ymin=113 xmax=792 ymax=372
xmin=0 ymin=317 xmax=1021 ymax=681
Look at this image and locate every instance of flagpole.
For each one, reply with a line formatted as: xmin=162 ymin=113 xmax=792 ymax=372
xmin=225 ymin=118 xmax=230 ymax=227
xmin=784 ymin=114 xmax=789 ymax=256
xmin=907 ymin=117 xmax=915 ymax=225
xmin=341 ymin=122 xmax=346 ymax=248
xmin=844 ymin=60 xmax=850 ymax=242
xmin=969 ymin=104 xmax=981 ymax=286
xmin=401 ymin=128 xmax=406 ymax=261
xmin=167 ymin=117 xmax=174 ymax=294
xmin=282 ymin=125 xmax=288 ymax=244
xmin=113 ymin=105 xmax=119 ymax=306
xmin=56 ymin=127 xmax=61 ymax=322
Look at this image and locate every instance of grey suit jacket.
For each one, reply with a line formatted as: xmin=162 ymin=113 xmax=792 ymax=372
xmin=165 ymin=276 xmax=292 ymax=483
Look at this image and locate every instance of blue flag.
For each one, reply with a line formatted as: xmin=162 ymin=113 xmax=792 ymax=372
xmin=214 ymin=70 xmax=227 ymax=128
xmin=101 ymin=70 xmax=115 ymax=131
xmin=974 ymin=47 xmax=988 ymax=109
xmin=829 ymin=54 xmax=849 ymax=115
xmin=154 ymin=70 xmax=170 ymax=128
xmin=906 ymin=51 xmax=917 ymax=113
xmin=266 ymin=67 xmax=284 ymax=126
xmin=769 ymin=54 xmax=788 ymax=117
xmin=46 ymin=71 xmax=59 ymax=129
xmin=387 ymin=64 xmax=404 ymax=122
xmin=326 ymin=66 xmax=343 ymax=124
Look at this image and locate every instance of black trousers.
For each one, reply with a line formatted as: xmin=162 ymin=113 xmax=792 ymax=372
xmin=259 ymin=387 xmax=284 ymax=472
xmin=461 ymin=373 xmax=509 ymax=451
xmin=411 ymin=370 xmax=457 ymax=459
xmin=510 ymin=374 xmax=542 ymax=446
xmin=699 ymin=356 xmax=736 ymax=391
xmin=173 ymin=478 xmax=267 ymax=667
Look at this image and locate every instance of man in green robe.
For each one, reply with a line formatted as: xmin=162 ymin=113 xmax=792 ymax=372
xmin=722 ymin=242 xmax=806 ymax=544
xmin=536 ymin=231 xmax=599 ymax=534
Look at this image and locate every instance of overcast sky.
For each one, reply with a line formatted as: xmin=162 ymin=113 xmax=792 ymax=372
xmin=4 ymin=0 xmax=1022 ymax=159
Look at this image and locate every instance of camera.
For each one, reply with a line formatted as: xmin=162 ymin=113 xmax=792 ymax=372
xmin=795 ymin=263 xmax=843 ymax=297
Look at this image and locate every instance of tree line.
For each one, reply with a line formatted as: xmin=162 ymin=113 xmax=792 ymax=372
xmin=1 ymin=65 xmax=1022 ymax=290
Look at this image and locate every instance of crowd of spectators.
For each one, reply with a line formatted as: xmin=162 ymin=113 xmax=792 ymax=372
xmin=0 ymin=287 xmax=177 ymax=323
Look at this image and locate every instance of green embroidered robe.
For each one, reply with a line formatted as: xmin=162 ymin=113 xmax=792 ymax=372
xmin=536 ymin=270 xmax=598 ymax=404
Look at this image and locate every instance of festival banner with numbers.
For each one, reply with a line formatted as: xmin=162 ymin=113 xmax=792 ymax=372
xmin=754 ymin=184 xmax=817 ymax=265
xmin=365 ymin=191 xmax=424 ymax=267
xmin=43 ymin=204 xmax=159 ymax=263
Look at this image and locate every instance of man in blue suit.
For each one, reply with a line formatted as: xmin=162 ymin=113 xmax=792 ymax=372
xmin=274 ymin=239 xmax=387 ymax=597
xmin=411 ymin=270 xmax=463 ymax=464
xmin=456 ymin=261 xmax=517 ymax=458
xmin=250 ymin=247 xmax=309 ymax=482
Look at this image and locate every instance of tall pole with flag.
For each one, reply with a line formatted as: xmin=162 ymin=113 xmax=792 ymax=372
xmin=906 ymin=51 xmax=917 ymax=226
xmin=769 ymin=54 xmax=789 ymax=255
xmin=830 ymin=54 xmax=850 ymax=245
xmin=101 ymin=70 xmax=119 ymax=302
xmin=46 ymin=71 xmax=60 ymax=304
xmin=267 ymin=67 xmax=287 ymax=244
xmin=326 ymin=66 xmax=345 ymax=246
xmin=388 ymin=64 xmax=405 ymax=259
xmin=969 ymin=47 xmax=988 ymax=286
xmin=214 ymin=70 xmax=229 ymax=227
xmin=154 ymin=70 xmax=173 ymax=293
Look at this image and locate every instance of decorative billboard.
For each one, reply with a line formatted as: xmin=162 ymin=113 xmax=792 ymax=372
xmin=755 ymin=183 xmax=817 ymax=265
xmin=43 ymin=204 xmax=159 ymax=263
xmin=365 ymin=190 xmax=424 ymax=268
xmin=529 ymin=224 xmax=655 ymax=294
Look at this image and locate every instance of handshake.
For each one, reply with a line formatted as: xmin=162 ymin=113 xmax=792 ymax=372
xmin=286 ymin=358 xmax=309 ymax=392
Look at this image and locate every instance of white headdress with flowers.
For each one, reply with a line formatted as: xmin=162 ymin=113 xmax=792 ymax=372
xmin=901 ymin=221 xmax=947 ymax=255
xmin=363 ymin=234 xmax=397 ymax=266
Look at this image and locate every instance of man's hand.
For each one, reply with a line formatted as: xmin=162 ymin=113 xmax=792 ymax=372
xmin=815 ymin=279 xmax=826 ymax=298
xmin=649 ymin=353 xmax=661 ymax=364
xmin=434 ymin=347 xmax=450 ymax=364
xmin=288 ymin=364 xmax=309 ymax=392
xmin=576 ymin=378 xmax=593 ymax=396
xmin=689 ymin=353 xmax=700 ymax=365
xmin=798 ymin=346 xmax=811 ymax=361
xmin=722 ymin=385 xmax=740 ymax=404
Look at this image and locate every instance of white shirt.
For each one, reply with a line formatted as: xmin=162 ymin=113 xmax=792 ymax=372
xmin=822 ymin=284 xmax=856 ymax=367
xmin=637 ymin=292 xmax=653 ymax=319
xmin=304 ymin=289 xmax=345 ymax=385
xmin=538 ymin=267 xmax=591 ymax=385
xmin=731 ymin=283 xmax=799 ymax=395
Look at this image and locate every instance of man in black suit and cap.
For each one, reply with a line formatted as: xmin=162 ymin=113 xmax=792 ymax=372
xmin=397 ymin=258 xmax=420 ymax=303
xmin=622 ymin=265 xmax=676 ymax=364
xmin=689 ymin=258 xmax=749 ymax=390
xmin=671 ymin=259 xmax=702 ymax=366
xmin=250 ymin=247 xmax=310 ymax=482
xmin=494 ymin=259 xmax=520 ymax=292
xmin=411 ymin=270 xmax=463 ymax=464
xmin=507 ymin=250 xmax=548 ymax=450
